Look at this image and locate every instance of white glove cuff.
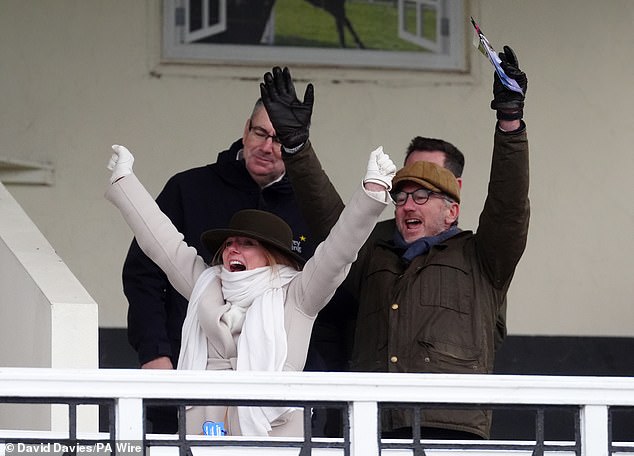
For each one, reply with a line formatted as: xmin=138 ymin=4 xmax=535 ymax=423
xmin=363 ymin=177 xmax=392 ymax=191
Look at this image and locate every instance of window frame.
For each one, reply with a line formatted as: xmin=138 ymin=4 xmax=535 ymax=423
xmin=161 ymin=0 xmax=467 ymax=72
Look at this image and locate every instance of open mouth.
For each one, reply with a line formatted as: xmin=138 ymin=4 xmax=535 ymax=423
xmin=229 ymin=260 xmax=246 ymax=272
xmin=405 ymin=218 xmax=422 ymax=229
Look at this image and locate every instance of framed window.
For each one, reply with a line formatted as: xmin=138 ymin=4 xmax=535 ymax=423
xmin=162 ymin=0 xmax=467 ymax=71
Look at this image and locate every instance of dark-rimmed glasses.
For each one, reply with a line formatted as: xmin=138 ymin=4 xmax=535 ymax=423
xmin=390 ymin=188 xmax=449 ymax=206
xmin=248 ymin=120 xmax=281 ymax=146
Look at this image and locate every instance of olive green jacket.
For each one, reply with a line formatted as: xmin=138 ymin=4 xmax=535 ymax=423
xmin=285 ymin=126 xmax=530 ymax=438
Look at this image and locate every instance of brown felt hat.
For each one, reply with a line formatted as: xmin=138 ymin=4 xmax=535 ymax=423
xmin=201 ymin=209 xmax=305 ymax=265
xmin=392 ymin=161 xmax=461 ymax=203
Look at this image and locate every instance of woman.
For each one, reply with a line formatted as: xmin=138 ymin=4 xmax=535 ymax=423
xmin=105 ymin=144 xmax=395 ymax=436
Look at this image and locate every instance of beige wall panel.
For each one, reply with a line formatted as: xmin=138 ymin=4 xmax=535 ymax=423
xmin=1 ymin=1 xmax=633 ymax=337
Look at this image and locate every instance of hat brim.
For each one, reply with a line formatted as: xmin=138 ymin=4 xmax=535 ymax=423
xmin=201 ymin=228 xmax=306 ymax=266
xmin=392 ymin=176 xmax=460 ymax=203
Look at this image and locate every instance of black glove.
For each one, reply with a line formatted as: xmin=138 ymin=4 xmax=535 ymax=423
xmin=491 ymin=45 xmax=528 ymax=121
xmin=260 ymin=66 xmax=314 ymax=150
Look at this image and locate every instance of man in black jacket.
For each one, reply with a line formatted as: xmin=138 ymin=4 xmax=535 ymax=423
xmin=122 ymin=99 xmax=322 ymax=432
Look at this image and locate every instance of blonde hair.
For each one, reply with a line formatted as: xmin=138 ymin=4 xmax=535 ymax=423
xmin=211 ymin=240 xmax=302 ymax=271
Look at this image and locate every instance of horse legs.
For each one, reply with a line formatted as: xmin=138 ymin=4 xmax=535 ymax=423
xmin=307 ymin=0 xmax=365 ymax=49
xmin=334 ymin=15 xmax=364 ymax=49
xmin=334 ymin=17 xmax=346 ymax=48
xmin=343 ymin=16 xmax=364 ymax=49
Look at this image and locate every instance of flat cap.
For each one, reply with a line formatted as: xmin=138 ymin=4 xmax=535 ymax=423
xmin=392 ymin=161 xmax=460 ymax=203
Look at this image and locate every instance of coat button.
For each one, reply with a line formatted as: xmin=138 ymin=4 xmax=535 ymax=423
xmin=424 ymin=357 xmax=431 ymax=363
xmin=391 ymin=303 xmax=399 ymax=310
xmin=390 ymin=356 xmax=398 ymax=363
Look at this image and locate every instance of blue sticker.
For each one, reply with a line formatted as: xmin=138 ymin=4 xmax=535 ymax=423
xmin=202 ymin=420 xmax=227 ymax=436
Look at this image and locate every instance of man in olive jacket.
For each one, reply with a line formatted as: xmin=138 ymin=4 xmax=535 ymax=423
xmin=350 ymin=127 xmax=528 ymax=438
xmin=261 ymin=44 xmax=529 ymax=439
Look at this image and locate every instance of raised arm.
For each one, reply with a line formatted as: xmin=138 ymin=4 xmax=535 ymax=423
xmin=105 ymin=145 xmax=207 ymax=300
xmin=478 ymin=45 xmax=530 ymax=287
xmin=260 ymin=66 xmax=344 ymax=242
xmin=286 ymin=146 xmax=395 ymax=317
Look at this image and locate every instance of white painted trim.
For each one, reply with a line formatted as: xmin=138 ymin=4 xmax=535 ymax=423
xmin=0 ymin=368 xmax=632 ymax=454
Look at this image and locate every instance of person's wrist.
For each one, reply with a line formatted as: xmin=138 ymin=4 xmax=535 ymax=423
xmin=363 ymin=180 xmax=389 ymax=191
xmin=497 ymin=119 xmax=525 ymax=133
xmin=282 ymin=142 xmax=306 ymax=155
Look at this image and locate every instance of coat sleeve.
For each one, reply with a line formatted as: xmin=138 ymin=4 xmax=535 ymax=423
xmin=286 ymin=185 xmax=388 ymax=318
xmin=282 ymin=141 xmax=345 ymax=243
xmin=106 ymin=174 xmax=208 ymax=301
xmin=476 ymin=124 xmax=530 ymax=289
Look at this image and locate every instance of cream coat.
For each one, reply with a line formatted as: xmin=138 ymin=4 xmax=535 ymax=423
xmin=105 ymin=174 xmax=387 ymax=435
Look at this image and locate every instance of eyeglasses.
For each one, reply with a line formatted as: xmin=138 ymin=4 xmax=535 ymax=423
xmin=390 ymin=188 xmax=449 ymax=206
xmin=248 ymin=121 xmax=281 ymax=146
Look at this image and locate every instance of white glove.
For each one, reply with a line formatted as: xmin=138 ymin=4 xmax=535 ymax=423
xmin=363 ymin=146 xmax=396 ymax=190
xmin=108 ymin=144 xmax=134 ymax=184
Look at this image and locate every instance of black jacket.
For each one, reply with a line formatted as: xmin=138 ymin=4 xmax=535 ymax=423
xmin=123 ymin=139 xmax=317 ymax=365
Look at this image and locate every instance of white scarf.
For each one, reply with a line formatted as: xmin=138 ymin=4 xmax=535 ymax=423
xmin=177 ymin=264 xmax=298 ymax=435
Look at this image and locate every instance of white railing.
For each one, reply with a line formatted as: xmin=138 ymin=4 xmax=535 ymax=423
xmin=1 ymin=368 xmax=634 ymax=456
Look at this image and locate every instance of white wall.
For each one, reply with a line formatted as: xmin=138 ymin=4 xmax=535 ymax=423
xmin=0 ymin=180 xmax=98 ymax=429
xmin=1 ymin=0 xmax=633 ymax=338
